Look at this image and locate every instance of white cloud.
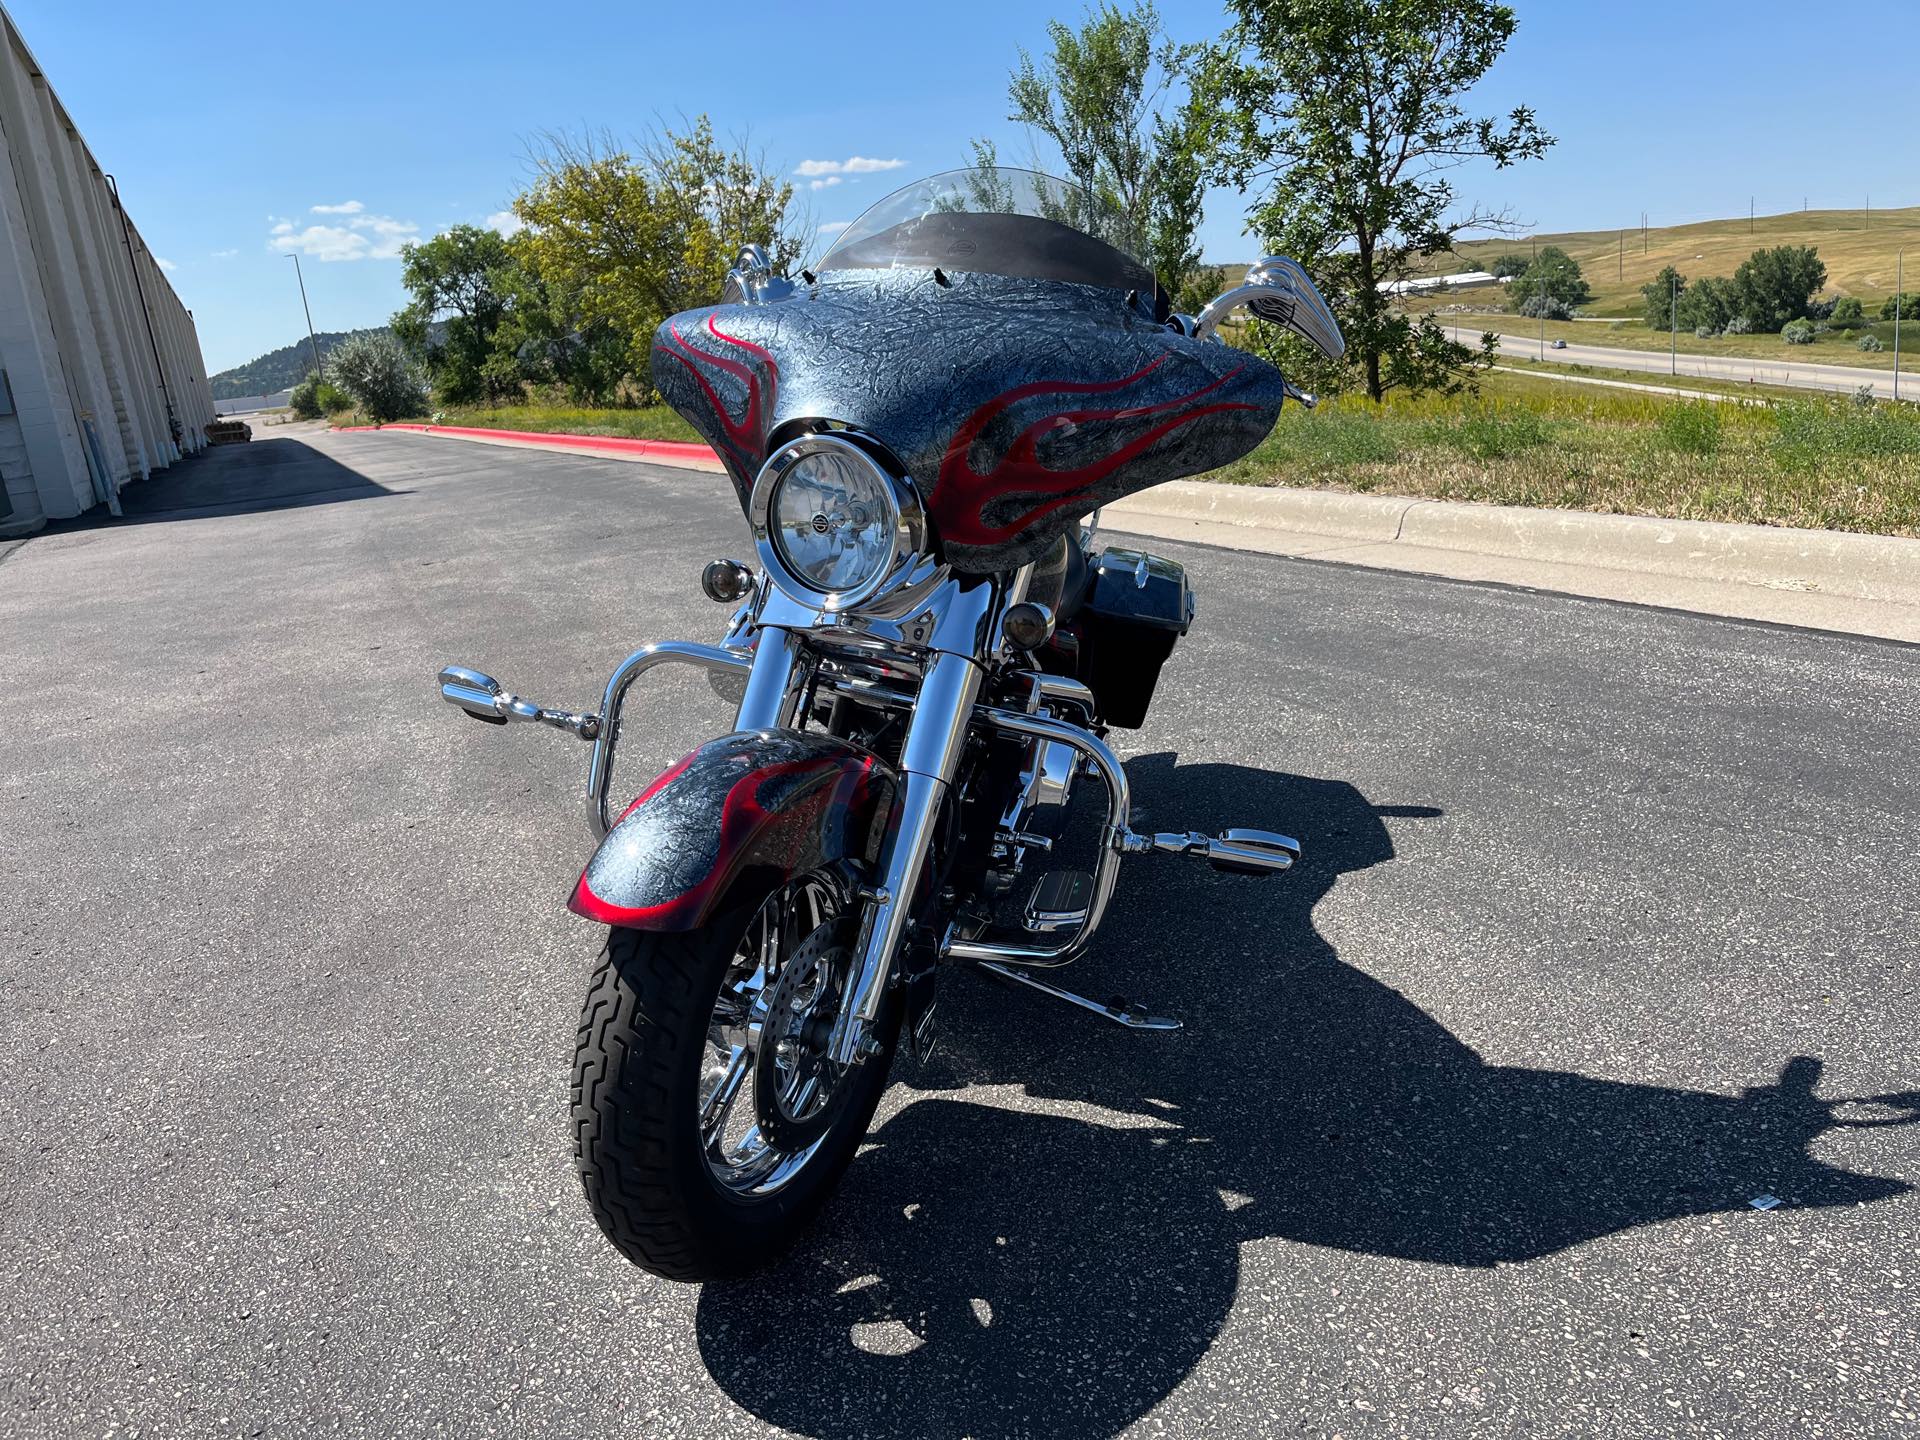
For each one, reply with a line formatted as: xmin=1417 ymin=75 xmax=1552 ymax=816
xmin=808 ymin=175 xmax=842 ymax=191
xmin=211 ymin=248 xmax=239 ymax=259
xmin=796 ymin=155 xmax=906 ymax=178
xmin=268 ymin=205 xmax=419 ymax=261
xmin=154 ymin=256 xmax=178 ymax=273
xmin=485 ymin=209 xmax=524 ymax=238
xmin=817 ymin=220 xmax=852 ymax=236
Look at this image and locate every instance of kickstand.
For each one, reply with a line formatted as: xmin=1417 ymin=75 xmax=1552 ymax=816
xmin=973 ymin=960 xmax=1181 ymax=1031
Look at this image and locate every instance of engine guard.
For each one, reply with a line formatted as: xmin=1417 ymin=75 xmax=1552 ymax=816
xmin=567 ymin=730 xmax=898 ymax=931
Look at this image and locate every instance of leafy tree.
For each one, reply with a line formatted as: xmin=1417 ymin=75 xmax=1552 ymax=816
xmin=1508 ymin=245 xmax=1590 ymax=308
xmin=1880 ymin=292 xmax=1920 ymax=321
xmin=513 ymin=118 xmax=803 ymax=388
xmin=1677 ymin=274 xmax=1738 ymax=335
xmin=1006 ymin=2 xmax=1213 ymax=301
xmin=1641 ymin=266 xmax=1685 ymax=330
xmin=1730 ymin=245 xmax=1826 ymax=332
xmin=393 ymin=224 xmax=528 ymax=405
xmin=288 ymin=372 xmax=324 ymax=420
xmin=326 ymin=333 xmax=428 ymax=424
xmin=1517 ymin=294 xmax=1571 ymax=320
xmin=1489 ymin=252 xmax=1532 ymax=279
xmin=1201 ymin=0 xmax=1553 ymax=400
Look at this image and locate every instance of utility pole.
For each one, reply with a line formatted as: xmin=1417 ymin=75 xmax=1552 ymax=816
xmin=1534 ymin=237 xmax=1545 ymax=361
xmin=1618 ymin=228 xmax=1623 ymax=282
xmin=1897 ymin=250 xmax=1904 ymax=404
xmin=287 ymin=254 xmax=322 ymax=384
xmin=1749 ymin=196 xmax=1754 ymax=234
xmin=1671 ymin=274 xmax=1678 ymax=376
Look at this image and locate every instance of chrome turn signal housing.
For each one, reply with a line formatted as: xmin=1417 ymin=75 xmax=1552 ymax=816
xmin=1002 ymin=601 xmax=1056 ymax=651
xmin=701 ymin=558 xmax=756 ymax=603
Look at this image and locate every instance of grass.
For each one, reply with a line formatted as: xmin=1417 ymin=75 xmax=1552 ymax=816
xmin=1215 ymin=383 xmax=1920 ymax=537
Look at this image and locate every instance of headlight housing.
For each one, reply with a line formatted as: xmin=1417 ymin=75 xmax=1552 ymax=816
xmin=749 ymin=433 xmax=925 ymax=610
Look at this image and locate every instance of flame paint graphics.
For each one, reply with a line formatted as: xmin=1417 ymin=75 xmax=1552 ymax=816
xmin=569 ymin=747 xmax=879 ymax=931
xmin=654 ymin=315 xmax=779 ymax=472
xmin=934 ymin=357 xmax=1257 ymax=547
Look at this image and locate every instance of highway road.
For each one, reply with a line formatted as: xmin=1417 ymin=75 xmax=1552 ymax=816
xmin=3 ymin=430 xmax=1917 ymax=1438
xmin=1446 ymin=323 xmax=1914 ymax=399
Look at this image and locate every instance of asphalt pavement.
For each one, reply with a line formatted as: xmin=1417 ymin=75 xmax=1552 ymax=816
xmin=3 ymin=429 xmax=1917 ymax=1438
xmin=1444 ymin=323 xmax=1914 ymax=399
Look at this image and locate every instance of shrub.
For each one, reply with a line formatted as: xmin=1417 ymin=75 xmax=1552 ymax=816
xmin=288 ymin=373 xmax=323 ymax=420
xmin=1831 ymin=296 xmax=1865 ymax=326
xmin=1772 ymin=395 xmax=1920 ymax=470
xmin=1655 ymin=400 xmax=1721 ymax=455
xmin=325 ymin=334 xmax=428 ymax=425
xmin=1722 ymin=314 xmax=1753 ymax=335
xmin=1858 ymin=334 xmax=1885 ymax=352
xmin=1693 ymin=325 xmax=1716 ymax=339
xmin=1781 ymin=319 xmax=1815 ymax=345
xmin=1519 ymin=294 xmax=1572 ymax=320
xmin=1806 ymin=297 xmax=1837 ymax=321
xmin=1879 ymin=292 xmax=1920 ymax=321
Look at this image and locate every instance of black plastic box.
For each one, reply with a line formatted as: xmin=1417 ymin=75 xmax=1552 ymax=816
xmin=1075 ymin=546 xmax=1195 ymax=728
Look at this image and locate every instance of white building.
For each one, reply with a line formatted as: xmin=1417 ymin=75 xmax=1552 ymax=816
xmin=0 ymin=4 xmax=213 ymax=537
xmin=1380 ymin=271 xmax=1509 ymax=297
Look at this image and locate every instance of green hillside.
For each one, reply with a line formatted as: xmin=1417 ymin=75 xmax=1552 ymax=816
xmin=210 ymin=328 xmax=393 ymax=400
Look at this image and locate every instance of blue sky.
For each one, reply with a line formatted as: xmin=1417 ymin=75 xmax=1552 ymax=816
xmin=16 ymin=0 xmax=1916 ymax=375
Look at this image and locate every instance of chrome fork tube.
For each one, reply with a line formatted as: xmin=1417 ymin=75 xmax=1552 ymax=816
xmin=734 ymin=627 xmax=810 ymax=731
xmin=829 ymin=647 xmax=983 ymax=1066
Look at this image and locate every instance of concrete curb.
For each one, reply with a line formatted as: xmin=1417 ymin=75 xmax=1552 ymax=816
xmin=1102 ymin=482 xmax=1920 ymax=608
xmin=333 ymin=421 xmax=1920 ymax=635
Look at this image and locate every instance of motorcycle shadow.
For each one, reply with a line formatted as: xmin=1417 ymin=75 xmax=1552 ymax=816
xmin=695 ymin=753 xmax=1917 ymax=1440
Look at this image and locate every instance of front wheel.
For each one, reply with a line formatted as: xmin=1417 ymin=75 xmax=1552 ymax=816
xmin=571 ymin=873 xmax=899 ymax=1280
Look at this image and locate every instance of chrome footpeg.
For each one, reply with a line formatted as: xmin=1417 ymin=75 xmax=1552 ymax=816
xmin=1024 ymin=870 xmax=1092 ymax=933
xmin=1128 ymin=827 xmax=1300 ymax=875
xmin=438 ymin=665 xmax=601 ymax=740
xmin=975 ymin=961 xmax=1181 ymax=1031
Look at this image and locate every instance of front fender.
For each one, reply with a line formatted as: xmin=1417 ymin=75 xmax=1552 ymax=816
xmin=567 ymin=730 xmax=897 ymax=931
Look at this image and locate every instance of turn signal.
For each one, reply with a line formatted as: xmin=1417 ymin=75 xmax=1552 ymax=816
xmin=1002 ymin=601 xmax=1056 ymax=651
xmin=701 ymin=559 xmax=756 ymax=603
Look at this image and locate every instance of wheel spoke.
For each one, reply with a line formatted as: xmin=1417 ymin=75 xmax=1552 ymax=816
xmin=699 ymin=1045 xmax=750 ymax=1138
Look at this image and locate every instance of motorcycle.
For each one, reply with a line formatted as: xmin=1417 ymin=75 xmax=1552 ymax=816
xmin=437 ymin=167 xmax=1346 ymax=1281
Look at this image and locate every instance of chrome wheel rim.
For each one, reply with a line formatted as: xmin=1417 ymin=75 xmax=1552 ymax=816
xmin=698 ymin=876 xmax=848 ymax=1195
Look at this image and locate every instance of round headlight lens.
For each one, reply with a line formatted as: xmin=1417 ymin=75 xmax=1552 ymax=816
xmin=769 ymin=445 xmax=899 ymax=595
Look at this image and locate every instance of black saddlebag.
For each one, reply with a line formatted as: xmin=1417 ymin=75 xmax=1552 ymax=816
xmin=1059 ymin=546 xmax=1195 ymax=729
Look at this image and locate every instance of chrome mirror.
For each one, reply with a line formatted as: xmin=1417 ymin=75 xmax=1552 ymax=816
xmin=1193 ymin=255 xmax=1345 ymax=360
xmin=722 ymin=243 xmax=796 ymax=306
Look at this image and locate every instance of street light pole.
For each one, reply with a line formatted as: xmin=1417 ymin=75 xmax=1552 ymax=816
xmin=287 ymin=254 xmax=322 ymax=384
xmin=1670 ymin=274 xmax=1678 ymax=376
xmin=1896 ymin=249 xmax=1903 ymax=404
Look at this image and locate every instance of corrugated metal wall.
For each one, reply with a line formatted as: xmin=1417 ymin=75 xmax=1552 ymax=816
xmin=0 ymin=4 xmax=215 ymax=534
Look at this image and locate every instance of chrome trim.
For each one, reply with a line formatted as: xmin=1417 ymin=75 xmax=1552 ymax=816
xmin=438 ymin=665 xmax=601 ymax=740
xmin=585 ymin=641 xmax=753 ymax=839
xmin=942 ymin=706 xmax=1133 ymax=968
xmin=828 ymin=648 xmax=983 ymax=1066
xmin=747 ymin=433 xmax=926 ymax=614
xmin=722 ymin=244 xmax=797 ymax=306
xmin=1194 ymin=254 xmax=1346 ymax=360
xmin=1132 ymin=827 xmax=1300 ymax=874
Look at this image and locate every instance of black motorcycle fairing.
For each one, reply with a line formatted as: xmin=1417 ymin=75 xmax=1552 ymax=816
xmin=650 ymin=267 xmax=1286 ymax=575
xmin=820 ymin=211 xmax=1161 ymax=301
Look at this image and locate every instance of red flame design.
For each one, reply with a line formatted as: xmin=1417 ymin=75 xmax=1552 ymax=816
xmin=654 ymin=315 xmax=779 ymax=470
xmin=934 ymin=357 xmax=1257 ymax=547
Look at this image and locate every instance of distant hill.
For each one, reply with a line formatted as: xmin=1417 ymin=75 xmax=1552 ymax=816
xmin=210 ymin=328 xmax=393 ymax=400
xmin=1427 ymin=205 xmax=1920 ymax=316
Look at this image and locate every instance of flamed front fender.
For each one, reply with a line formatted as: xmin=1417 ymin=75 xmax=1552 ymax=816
xmin=567 ymin=730 xmax=898 ymax=932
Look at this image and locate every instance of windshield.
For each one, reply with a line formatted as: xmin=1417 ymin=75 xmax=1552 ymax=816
xmin=818 ymin=167 xmax=1155 ymax=298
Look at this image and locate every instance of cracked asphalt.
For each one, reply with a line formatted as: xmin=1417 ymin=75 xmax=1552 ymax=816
xmin=2 ymin=426 xmax=1916 ymax=1438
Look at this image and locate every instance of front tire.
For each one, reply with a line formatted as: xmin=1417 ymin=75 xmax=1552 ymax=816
xmin=571 ymin=879 xmax=898 ymax=1281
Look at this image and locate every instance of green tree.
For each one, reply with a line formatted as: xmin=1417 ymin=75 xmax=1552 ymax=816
xmin=1677 ymin=274 xmax=1738 ymax=335
xmin=1730 ymin=245 xmax=1826 ymax=333
xmin=1880 ymin=292 xmax=1920 ymax=321
xmin=1488 ymin=252 xmax=1531 ymax=278
xmin=1201 ymin=0 xmax=1553 ymax=400
xmin=1508 ymin=246 xmax=1590 ymax=308
xmin=393 ymin=224 xmax=528 ymax=405
xmin=1006 ymin=2 xmax=1214 ymax=301
xmin=513 ymin=118 xmax=803 ymax=389
xmin=1642 ymin=266 xmax=1685 ymax=330
xmin=325 ymin=333 xmax=427 ymax=425
xmin=1831 ymin=295 xmax=1865 ymax=326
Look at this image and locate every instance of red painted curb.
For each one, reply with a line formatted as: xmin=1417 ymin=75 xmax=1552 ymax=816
xmin=334 ymin=422 xmax=719 ymax=465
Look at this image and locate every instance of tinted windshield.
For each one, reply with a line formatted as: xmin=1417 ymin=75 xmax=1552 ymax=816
xmin=819 ymin=167 xmax=1155 ymax=297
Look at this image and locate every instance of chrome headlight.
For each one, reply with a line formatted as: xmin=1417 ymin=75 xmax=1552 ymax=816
xmin=749 ymin=433 xmax=925 ymax=610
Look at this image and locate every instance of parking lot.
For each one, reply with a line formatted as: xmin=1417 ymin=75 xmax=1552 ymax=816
xmin=2 ymin=428 xmax=1916 ymax=1438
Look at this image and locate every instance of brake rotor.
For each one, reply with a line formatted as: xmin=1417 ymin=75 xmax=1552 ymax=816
xmin=752 ymin=918 xmax=856 ymax=1151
